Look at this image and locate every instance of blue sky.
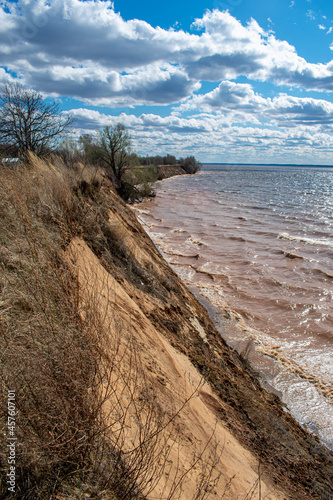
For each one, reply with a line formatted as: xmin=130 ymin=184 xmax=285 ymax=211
xmin=1 ymin=0 xmax=333 ymax=163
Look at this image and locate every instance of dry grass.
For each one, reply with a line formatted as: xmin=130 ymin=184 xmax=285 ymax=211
xmin=0 ymin=155 xmax=222 ymax=499
xmin=0 ymin=156 xmax=107 ymax=498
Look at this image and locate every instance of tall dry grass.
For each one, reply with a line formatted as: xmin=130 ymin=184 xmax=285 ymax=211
xmin=0 ymin=155 xmax=221 ymax=499
xmin=0 ymin=156 xmax=108 ymax=498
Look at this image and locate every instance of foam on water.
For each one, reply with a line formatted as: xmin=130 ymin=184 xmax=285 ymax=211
xmin=279 ymin=232 xmax=333 ymax=248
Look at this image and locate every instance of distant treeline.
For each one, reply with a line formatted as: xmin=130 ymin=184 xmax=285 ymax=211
xmin=138 ymin=154 xmax=201 ymax=174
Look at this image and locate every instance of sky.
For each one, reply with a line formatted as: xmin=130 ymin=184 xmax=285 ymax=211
xmin=1 ymin=0 xmax=333 ymax=164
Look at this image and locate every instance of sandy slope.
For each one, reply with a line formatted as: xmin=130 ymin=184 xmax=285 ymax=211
xmin=61 ymin=177 xmax=332 ymax=500
xmin=70 ymin=238 xmax=286 ymax=499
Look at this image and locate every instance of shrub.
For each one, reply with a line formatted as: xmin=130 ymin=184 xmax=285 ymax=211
xmin=117 ymin=165 xmax=158 ymax=202
xmin=179 ymin=156 xmax=202 ymax=174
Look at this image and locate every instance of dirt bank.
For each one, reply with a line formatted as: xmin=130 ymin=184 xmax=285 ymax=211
xmin=71 ymin=237 xmax=286 ymax=499
xmin=77 ymin=178 xmax=332 ymax=499
xmin=156 ymin=165 xmax=187 ymax=179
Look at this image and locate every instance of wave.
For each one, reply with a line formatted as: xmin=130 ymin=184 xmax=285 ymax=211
xmin=194 ymin=267 xmax=215 ymax=280
xmin=212 ymin=302 xmax=333 ymax=403
xmin=187 ymin=236 xmax=207 ymax=246
xmin=249 ymin=205 xmax=269 ymax=211
xmin=228 ymin=236 xmax=246 ymax=242
xmin=169 ymin=261 xmax=215 ymax=280
xmin=162 ymin=249 xmax=200 ymax=259
xmin=278 ymin=232 xmax=333 ymax=248
xmin=280 ymin=250 xmax=305 ymax=260
xmin=132 ymin=208 xmax=151 ymax=215
xmin=313 ymin=268 xmax=333 ymax=280
xmin=167 ymin=259 xmax=235 ymax=284
xmin=318 ymin=330 xmax=333 ymax=342
xmin=257 ymin=345 xmax=333 ymax=403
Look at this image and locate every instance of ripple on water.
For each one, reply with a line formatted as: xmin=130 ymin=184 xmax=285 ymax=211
xmin=136 ymin=165 xmax=333 ymax=447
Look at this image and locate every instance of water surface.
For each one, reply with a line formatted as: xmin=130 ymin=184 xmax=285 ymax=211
xmin=134 ymin=164 xmax=333 ymax=448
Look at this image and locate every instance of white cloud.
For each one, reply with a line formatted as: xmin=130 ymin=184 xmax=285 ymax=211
xmin=179 ymin=81 xmax=333 ymax=128
xmin=68 ymin=107 xmax=333 ymax=164
xmin=1 ymin=1 xmax=333 ymax=105
xmin=69 ymin=108 xmax=218 ymax=134
xmin=0 ymin=68 xmax=16 ymax=84
xmin=21 ymin=62 xmax=199 ymax=106
xmin=270 ymin=94 xmax=333 ymax=125
xmin=188 ymin=11 xmax=333 ymax=91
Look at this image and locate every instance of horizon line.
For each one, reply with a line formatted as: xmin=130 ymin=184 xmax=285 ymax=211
xmin=202 ymin=163 xmax=333 ymax=167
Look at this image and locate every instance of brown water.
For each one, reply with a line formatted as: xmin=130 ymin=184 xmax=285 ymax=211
xmin=133 ymin=165 xmax=333 ymax=448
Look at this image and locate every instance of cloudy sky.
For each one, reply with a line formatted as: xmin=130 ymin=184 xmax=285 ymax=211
xmin=1 ymin=0 xmax=333 ymax=164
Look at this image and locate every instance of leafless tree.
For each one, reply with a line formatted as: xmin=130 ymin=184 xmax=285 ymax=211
xmin=0 ymin=83 xmax=73 ymax=155
xmin=96 ymin=124 xmax=132 ymax=182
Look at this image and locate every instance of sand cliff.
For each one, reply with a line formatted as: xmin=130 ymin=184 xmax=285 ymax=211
xmin=70 ymin=177 xmax=332 ymax=499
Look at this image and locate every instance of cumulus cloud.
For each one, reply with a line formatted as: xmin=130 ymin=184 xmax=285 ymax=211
xmin=0 ymin=0 xmax=201 ymax=104
xmin=0 ymin=68 xmax=16 ymax=84
xmin=68 ymin=107 xmax=333 ymax=164
xmin=1 ymin=0 xmax=333 ymax=163
xmin=69 ymin=108 xmax=216 ymax=134
xmin=189 ymin=10 xmax=333 ymax=91
xmin=270 ymin=94 xmax=333 ymax=125
xmin=21 ymin=62 xmax=199 ymax=106
xmin=179 ymin=81 xmax=333 ymax=130
xmin=1 ymin=0 xmax=333 ymax=106
xmin=180 ymin=81 xmax=266 ymax=113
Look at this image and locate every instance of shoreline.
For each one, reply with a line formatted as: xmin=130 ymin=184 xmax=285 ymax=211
xmin=132 ymin=200 xmax=333 ymax=498
xmin=134 ymin=170 xmax=333 ymax=451
xmin=188 ymin=284 xmax=284 ymax=397
xmin=188 ymin=282 xmax=333 ymax=450
xmin=142 ymin=217 xmax=333 ymax=451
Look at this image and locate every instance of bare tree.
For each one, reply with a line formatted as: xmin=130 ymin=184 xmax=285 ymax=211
xmin=96 ymin=124 xmax=132 ymax=182
xmin=0 ymin=83 xmax=73 ymax=155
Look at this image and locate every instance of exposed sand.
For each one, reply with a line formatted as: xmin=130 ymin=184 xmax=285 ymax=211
xmin=70 ymin=238 xmax=286 ymax=499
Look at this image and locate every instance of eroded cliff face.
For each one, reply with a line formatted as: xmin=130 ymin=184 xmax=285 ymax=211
xmin=70 ymin=238 xmax=282 ymax=499
xmin=156 ymin=165 xmax=187 ymax=179
xmin=1 ymin=157 xmax=331 ymax=500
xmin=73 ymin=179 xmax=332 ymax=500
